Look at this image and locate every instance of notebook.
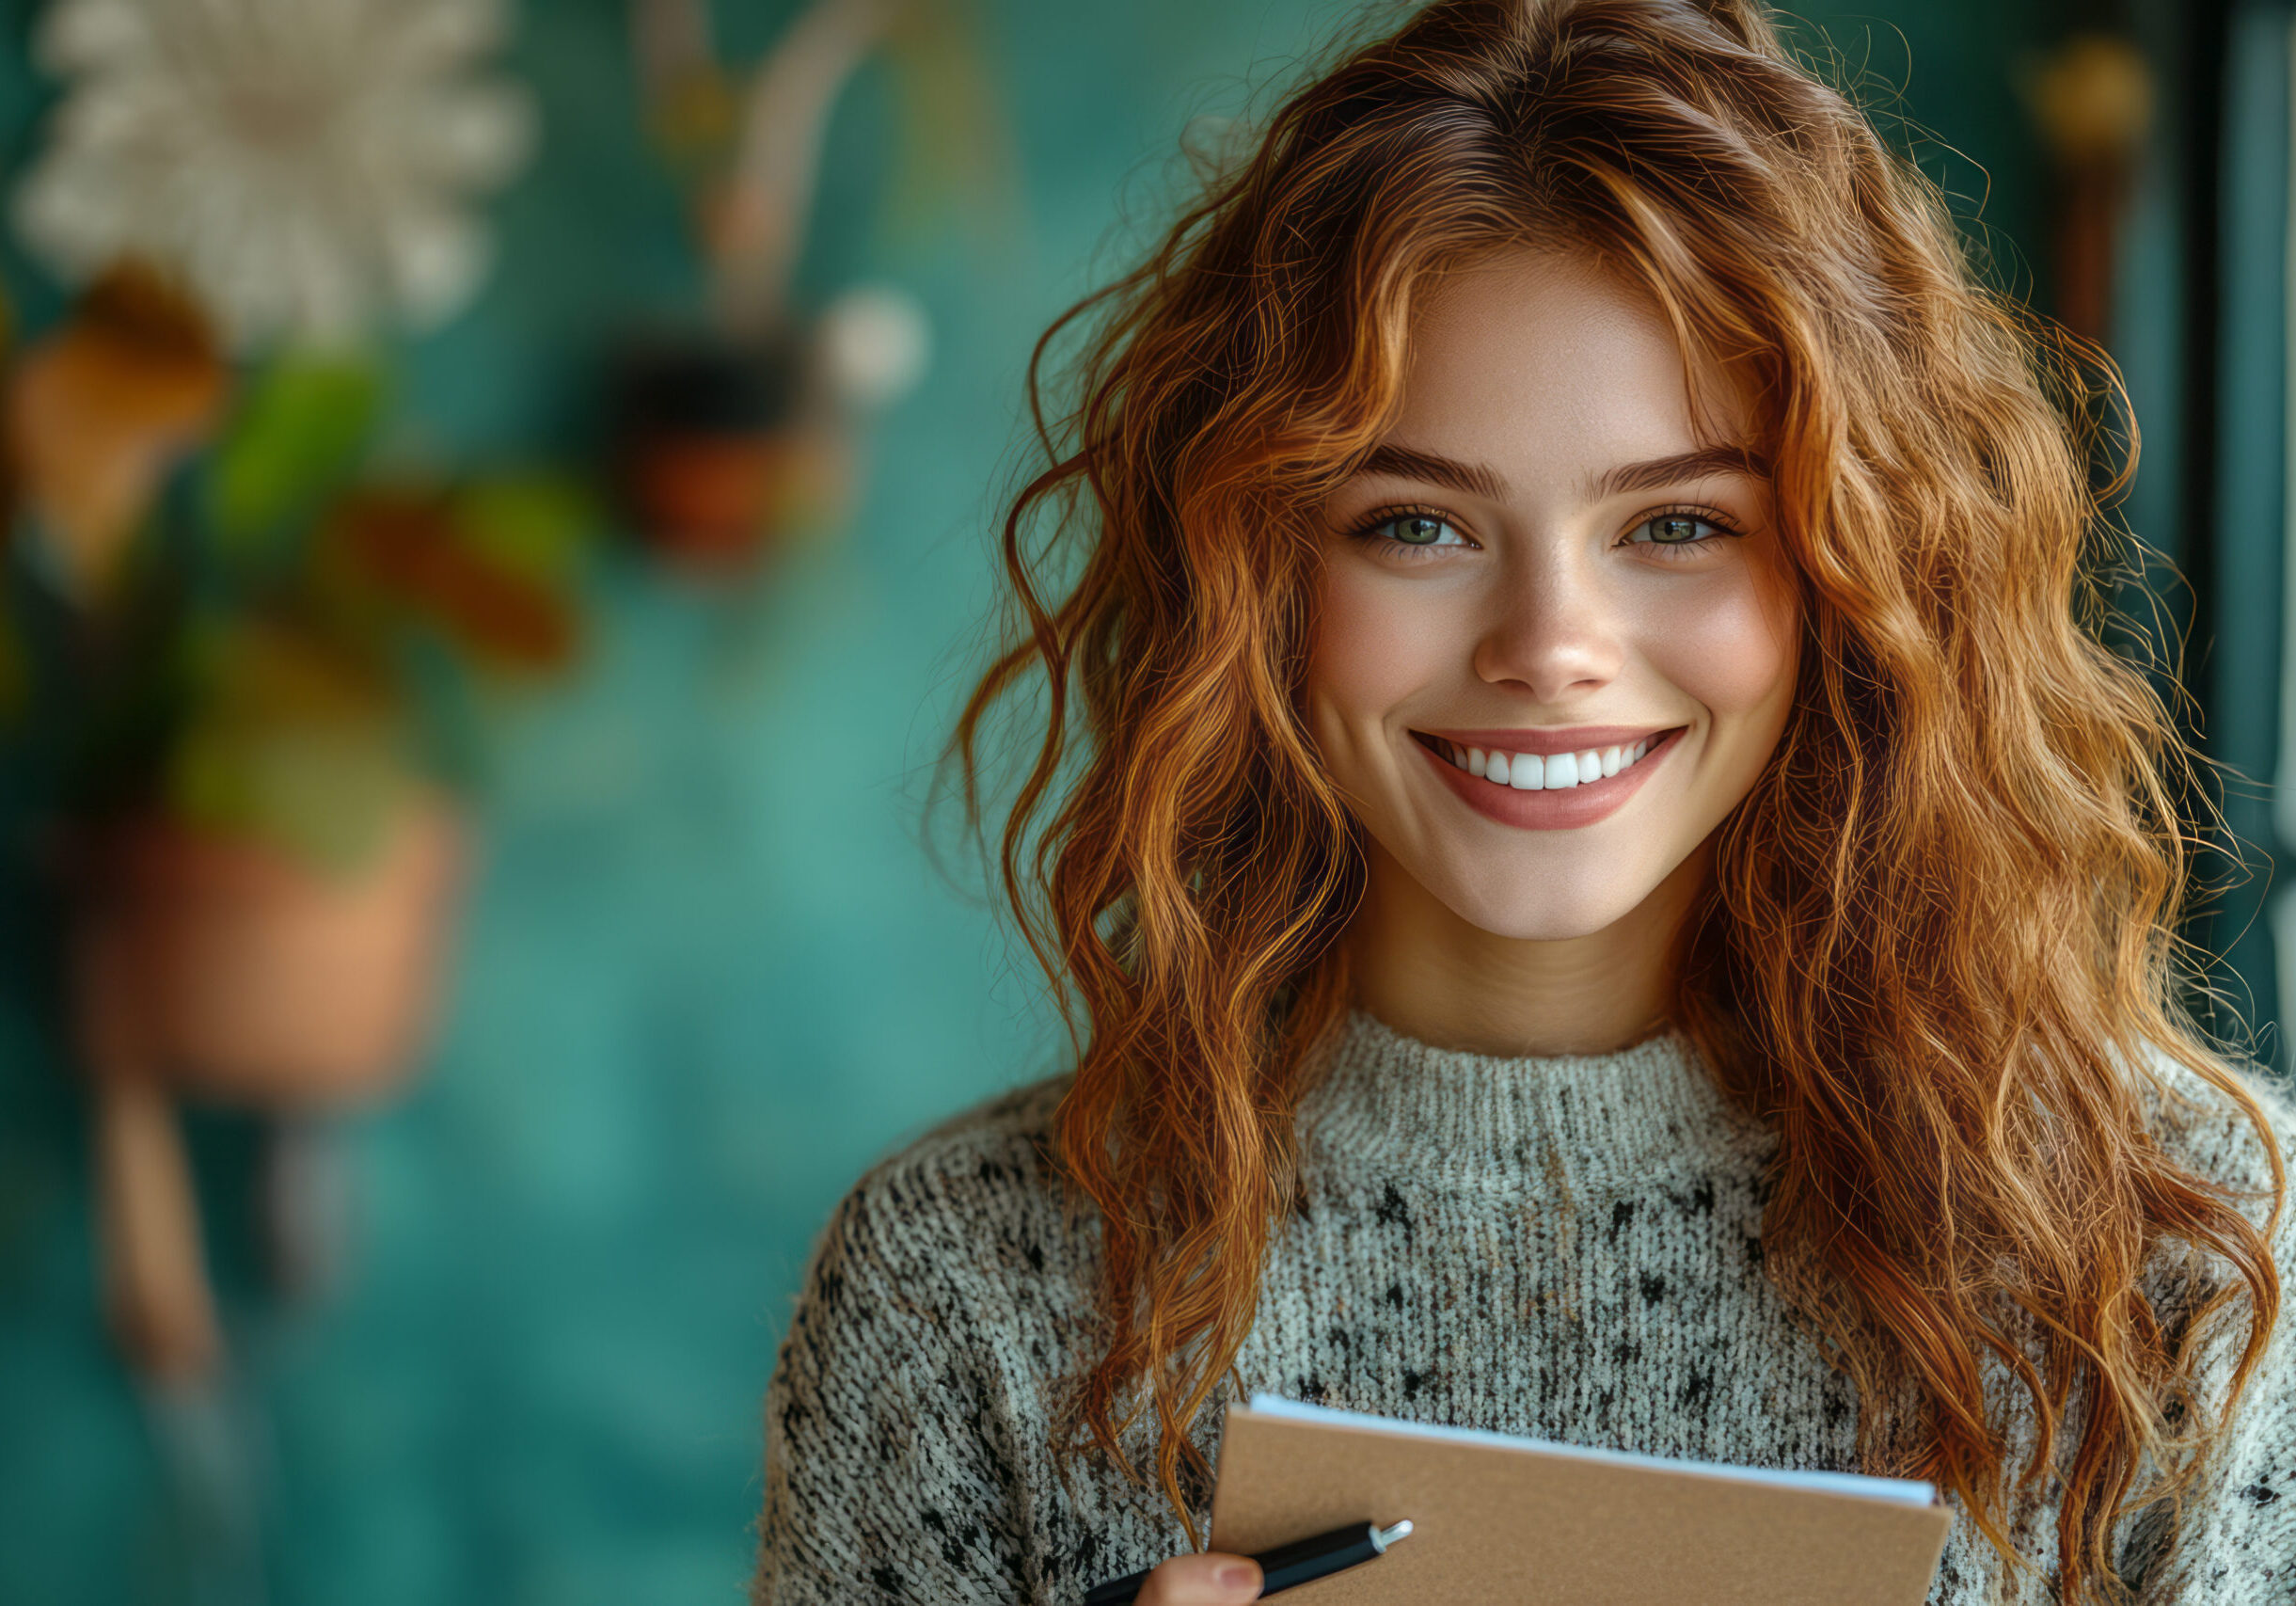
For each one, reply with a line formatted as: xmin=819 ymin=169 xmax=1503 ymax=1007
xmin=1207 ymin=1394 xmax=1955 ymax=1605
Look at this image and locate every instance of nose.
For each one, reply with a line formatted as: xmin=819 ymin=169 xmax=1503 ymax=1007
xmin=1469 ymin=547 xmax=1624 ymax=704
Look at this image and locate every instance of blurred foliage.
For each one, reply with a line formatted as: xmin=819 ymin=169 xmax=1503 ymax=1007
xmin=11 ymin=332 xmax=605 ymax=876
xmin=201 ymin=357 xmax=390 ymax=564
xmin=161 ymin=615 xmax=418 ymax=872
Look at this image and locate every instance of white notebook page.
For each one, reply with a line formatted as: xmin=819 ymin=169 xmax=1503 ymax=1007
xmin=1244 ymin=1393 xmax=1938 ymax=1508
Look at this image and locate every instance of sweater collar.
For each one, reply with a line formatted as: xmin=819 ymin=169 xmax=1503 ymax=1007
xmin=1294 ymin=1008 xmax=1775 ymax=1192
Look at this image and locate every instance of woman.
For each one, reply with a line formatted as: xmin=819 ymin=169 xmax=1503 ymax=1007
xmin=751 ymin=1 xmax=2295 ymax=1601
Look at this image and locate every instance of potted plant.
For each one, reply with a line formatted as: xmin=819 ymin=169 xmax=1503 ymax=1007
xmin=3 ymin=262 xmax=597 ymax=1383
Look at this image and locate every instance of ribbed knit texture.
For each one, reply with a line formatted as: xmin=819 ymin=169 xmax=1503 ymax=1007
xmin=752 ymin=1012 xmax=2296 ymax=1604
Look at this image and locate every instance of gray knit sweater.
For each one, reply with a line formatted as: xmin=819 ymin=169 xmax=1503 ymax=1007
xmin=752 ymin=1012 xmax=2296 ymax=1604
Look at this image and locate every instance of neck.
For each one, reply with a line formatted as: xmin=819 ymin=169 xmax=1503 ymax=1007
xmin=1343 ymin=835 xmax=1711 ymax=1057
xmin=1297 ymin=1006 xmax=1771 ymax=1190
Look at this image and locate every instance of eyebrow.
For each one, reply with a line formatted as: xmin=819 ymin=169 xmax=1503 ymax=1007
xmin=1352 ymin=441 xmax=1771 ymax=502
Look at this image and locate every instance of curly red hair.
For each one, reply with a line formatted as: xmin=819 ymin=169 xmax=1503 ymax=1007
xmin=938 ymin=2 xmax=2286 ymax=1599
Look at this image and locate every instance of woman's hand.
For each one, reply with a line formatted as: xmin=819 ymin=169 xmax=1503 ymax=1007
xmin=1132 ymin=1551 xmax=1264 ymax=1603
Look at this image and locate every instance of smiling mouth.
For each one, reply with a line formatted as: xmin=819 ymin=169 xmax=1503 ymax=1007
xmin=1408 ymin=726 xmax=1687 ymax=789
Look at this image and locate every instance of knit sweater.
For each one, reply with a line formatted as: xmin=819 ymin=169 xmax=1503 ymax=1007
xmin=752 ymin=1012 xmax=2296 ymax=1604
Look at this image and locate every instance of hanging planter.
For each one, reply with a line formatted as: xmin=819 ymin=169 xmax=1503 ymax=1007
xmin=610 ymin=325 xmax=812 ymax=574
xmin=613 ymin=0 xmax=939 ymax=577
xmin=83 ymin=788 xmax=465 ymax=1110
xmin=2 ymin=294 xmax=594 ymax=1385
xmin=1 ymin=0 xmax=569 ymax=1397
xmin=73 ymin=787 xmax=466 ymax=1382
xmin=40 ymin=476 xmax=591 ymax=1384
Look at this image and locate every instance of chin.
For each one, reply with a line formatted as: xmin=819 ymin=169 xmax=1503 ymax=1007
xmin=1434 ymin=875 xmax=1655 ymax=942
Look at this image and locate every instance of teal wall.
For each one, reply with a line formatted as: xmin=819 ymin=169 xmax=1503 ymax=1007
xmin=0 ymin=2 xmax=2065 ymax=1602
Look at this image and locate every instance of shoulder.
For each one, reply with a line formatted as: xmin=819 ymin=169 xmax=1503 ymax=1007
xmin=2130 ymin=1038 xmax=2296 ymax=1213
xmin=833 ymin=1070 xmax=1076 ymax=1248
xmin=2125 ymin=1039 xmax=2295 ymax=1371
xmin=757 ymin=1075 xmax=1087 ymax=1600
xmin=793 ymin=1072 xmax=1088 ymax=1333
xmin=2120 ymin=1046 xmax=2296 ymax=1591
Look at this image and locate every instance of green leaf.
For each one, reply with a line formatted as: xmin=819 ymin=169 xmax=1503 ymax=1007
xmin=449 ymin=471 xmax=601 ymax=588
xmin=202 ymin=354 xmax=389 ymax=560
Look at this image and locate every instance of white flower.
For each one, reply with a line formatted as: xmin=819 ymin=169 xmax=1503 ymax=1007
xmin=10 ymin=0 xmax=538 ymax=351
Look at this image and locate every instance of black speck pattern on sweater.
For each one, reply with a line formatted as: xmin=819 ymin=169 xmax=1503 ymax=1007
xmin=752 ymin=1012 xmax=2296 ymax=1603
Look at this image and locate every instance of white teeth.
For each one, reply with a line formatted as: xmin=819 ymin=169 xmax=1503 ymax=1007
xmin=1436 ymin=731 xmax=1671 ymax=790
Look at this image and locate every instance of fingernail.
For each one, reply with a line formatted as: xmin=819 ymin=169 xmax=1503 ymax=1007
xmin=1216 ymin=1562 xmax=1258 ymax=1591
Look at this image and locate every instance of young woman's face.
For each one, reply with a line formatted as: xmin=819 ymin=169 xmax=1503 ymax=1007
xmin=1306 ymin=248 xmax=1801 ymax=942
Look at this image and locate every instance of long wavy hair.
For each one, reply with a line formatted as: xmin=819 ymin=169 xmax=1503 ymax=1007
xmin=937 ymin=1 xmax=2287 ymax=1598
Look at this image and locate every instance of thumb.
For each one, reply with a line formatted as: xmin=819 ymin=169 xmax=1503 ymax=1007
xmin=1134 ymin=1550 xmax=1264 ymax=1603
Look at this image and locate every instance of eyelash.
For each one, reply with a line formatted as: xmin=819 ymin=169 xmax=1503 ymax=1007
xmin=1342 ymin=502 xmax=1748 ymax=562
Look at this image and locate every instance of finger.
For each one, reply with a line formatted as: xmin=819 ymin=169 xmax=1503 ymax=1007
xmin=1132 ymin=1550 xmax=1264 ymax=1604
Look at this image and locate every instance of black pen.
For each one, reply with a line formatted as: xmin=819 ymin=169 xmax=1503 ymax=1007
xmin=1082 ymin=1519 xmax=1415 ymax=1605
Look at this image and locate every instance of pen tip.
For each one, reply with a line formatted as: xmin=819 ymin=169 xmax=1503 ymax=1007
xmin=1374 ymin=1519 xmax=1414 ymax=1548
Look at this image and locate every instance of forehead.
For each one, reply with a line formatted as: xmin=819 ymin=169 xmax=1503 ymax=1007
xmin=1393 ymin=249 xmax=1750 ymax=483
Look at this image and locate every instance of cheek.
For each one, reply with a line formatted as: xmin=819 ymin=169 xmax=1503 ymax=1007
xmin=1644 ymin=563 xmax=1799 ymax=720
xmin=1306 ymin=563 xmax=1449 ymax=733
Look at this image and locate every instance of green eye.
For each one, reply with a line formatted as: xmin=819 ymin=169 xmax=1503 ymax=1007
xmin=1374 ymin=514 xmax=1462 ymax=547
xmin=1625 ymin=512 xmax=1726 ymax=549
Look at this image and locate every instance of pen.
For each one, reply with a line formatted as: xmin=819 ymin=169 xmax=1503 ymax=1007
xmin=1081 ymin=1519 xmax=1415 ymax=1605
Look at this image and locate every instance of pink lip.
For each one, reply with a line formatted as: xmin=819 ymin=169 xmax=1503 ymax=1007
xmin=1415 ymin=725 xmax=1686 ymax=831
xmin=1417 ymin=723 xmax=1681 ymax=755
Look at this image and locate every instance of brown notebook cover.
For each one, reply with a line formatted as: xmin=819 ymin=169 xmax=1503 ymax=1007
xmin=1207 ymin=1401 xmax=1955 ymax=1605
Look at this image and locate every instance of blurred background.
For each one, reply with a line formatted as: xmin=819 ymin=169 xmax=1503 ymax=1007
xmin=0 ymin=0 xmax=2287 ymax=1602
